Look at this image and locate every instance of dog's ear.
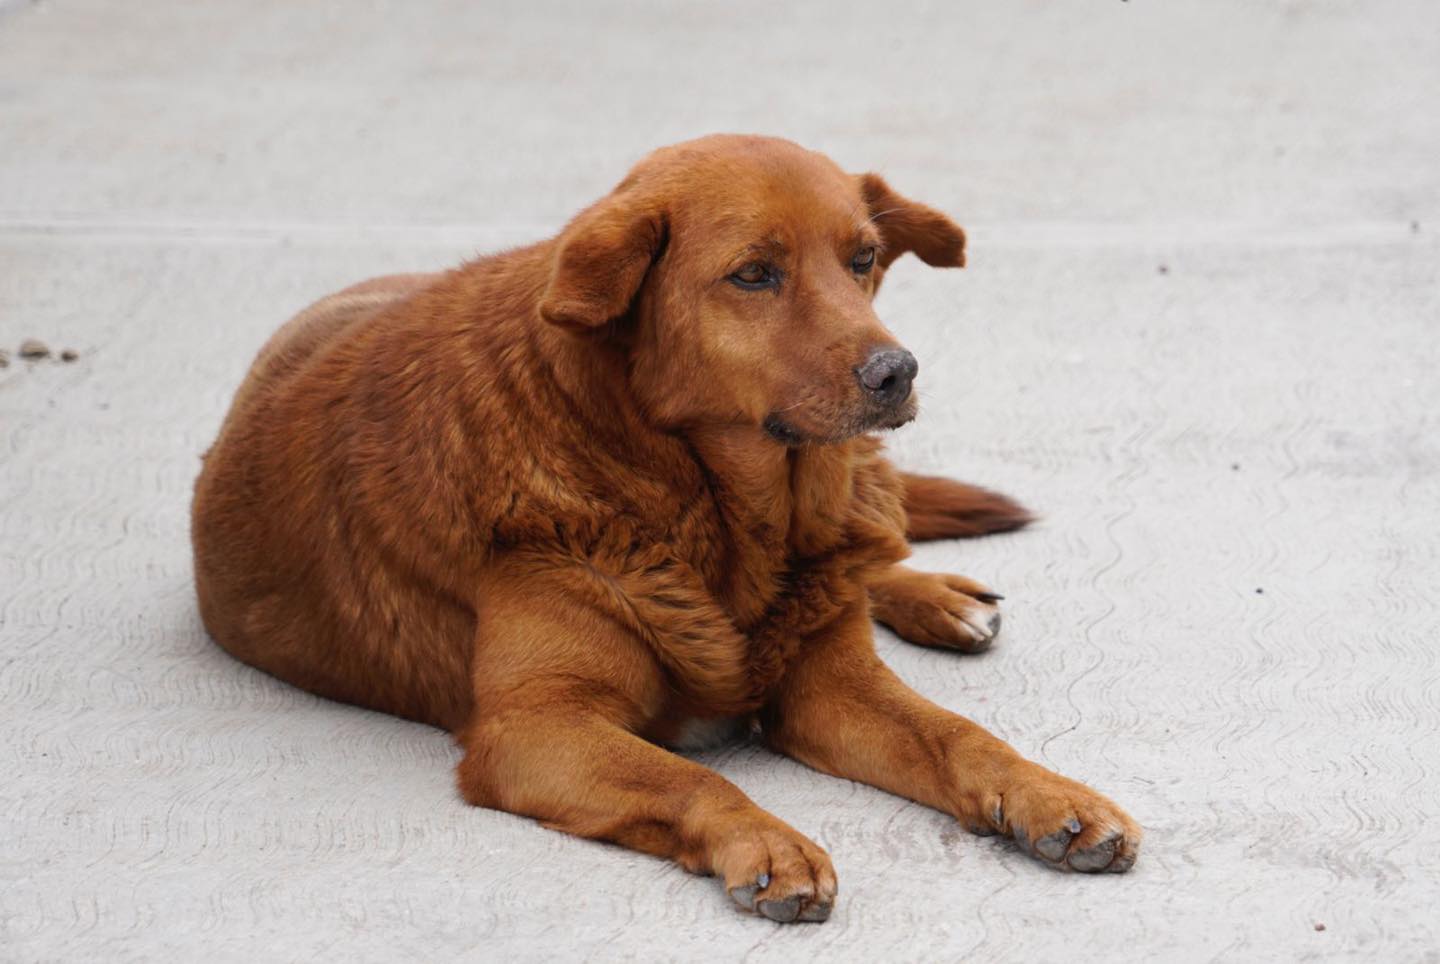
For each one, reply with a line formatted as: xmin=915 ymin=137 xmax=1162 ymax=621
xmin=856 ymin=173 xmax=966 ymax=271
xmin=539 ymin=188 xmax=667 ymax=331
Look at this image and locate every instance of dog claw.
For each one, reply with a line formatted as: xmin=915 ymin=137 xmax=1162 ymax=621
xmin=1034 ymin=823 xmax=1077 ymax=862
xmin=1068 ymin=834 xmax=1120 ymax=872
xmin=730 ymin=885 xmax=760 ymax=910
xmin=729 ymin=871 xmax=771 ymax=911
xmin=758 ymin=896 xmax=802 ymax=923
xmin=798 ymin=899 xmax=833 ymax=922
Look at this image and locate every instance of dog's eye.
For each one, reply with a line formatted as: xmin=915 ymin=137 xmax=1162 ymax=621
xmin=730 ymin=262 xmax=778 ymax=290
xmin=852 ymin=247 xmax=877 ymax=274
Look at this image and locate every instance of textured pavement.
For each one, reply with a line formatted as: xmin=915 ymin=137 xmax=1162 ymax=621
xmin=3 ymin=1 xmax=1439 ymax=960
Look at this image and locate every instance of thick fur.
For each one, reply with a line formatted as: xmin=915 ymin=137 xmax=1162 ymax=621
xmin=193 ymin=135 xmax=1139 ymax=924
xmin=901 ymin=473 xmax=1035 ymax=541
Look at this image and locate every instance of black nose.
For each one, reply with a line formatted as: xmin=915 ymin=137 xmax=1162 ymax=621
xmin=856 ymin=348 xmax=918 ymax=404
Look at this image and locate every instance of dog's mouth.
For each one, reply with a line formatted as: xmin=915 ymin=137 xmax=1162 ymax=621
xmin=763 ymin=415 xmax=810 ymax=446
xmin=763 ymin=401 xmax=917 ymax=447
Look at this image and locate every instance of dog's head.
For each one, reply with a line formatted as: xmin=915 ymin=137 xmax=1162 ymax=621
xmin=538 ymin=134 xmax=966 ymax=444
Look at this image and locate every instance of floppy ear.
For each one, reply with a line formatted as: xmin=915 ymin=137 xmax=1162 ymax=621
xmin=857 ymin=173 xmax=967 ymax=271
xmin=538 ymin=189 xmax=667 ymax=331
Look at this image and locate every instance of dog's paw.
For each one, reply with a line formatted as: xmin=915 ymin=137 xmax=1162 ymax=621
xmin=962 ymin=764 xmax=1141 ymax=873
xmin=869 ymin=569 xmax=1002 ymax=653
xmin=718 ymin=823 xmax=837 ymax=923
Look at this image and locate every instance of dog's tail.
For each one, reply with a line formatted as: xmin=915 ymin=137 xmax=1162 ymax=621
xmin=899 ymin=472 xmax=1034 ymax=541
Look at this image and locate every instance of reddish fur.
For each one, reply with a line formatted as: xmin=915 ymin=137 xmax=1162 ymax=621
xmin=192 ymin=135 xmax=1138 ymax=923
xmin=900 ymin=472 xmax=1036 ymax=540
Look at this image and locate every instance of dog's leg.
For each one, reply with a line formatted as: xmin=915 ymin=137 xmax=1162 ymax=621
xmin=762 ymin=605 xmax=1141 ymax=872
xmin=456 ymin=577 xmax=836 ymax=923
xmin=868 ymin=564 xmax=1003 ymax=652
xmin=898 ymin=471 xmax=1033 ymax=541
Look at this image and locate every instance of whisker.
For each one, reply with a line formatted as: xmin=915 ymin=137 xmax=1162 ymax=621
xmin=866 ymin=206 xmax=907 ymax=224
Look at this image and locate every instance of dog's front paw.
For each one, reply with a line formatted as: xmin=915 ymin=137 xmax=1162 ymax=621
xmin=869 ymin=568 xmax=1002 ymax=652
xmin=963 ymin=764 xmax=1141 ymax=873
xmin=716 ymin=822 xmax=837 ymax=922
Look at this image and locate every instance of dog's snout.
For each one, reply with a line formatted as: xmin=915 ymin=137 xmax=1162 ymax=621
xmin=856 ymin=349 xmax=918 ymax=404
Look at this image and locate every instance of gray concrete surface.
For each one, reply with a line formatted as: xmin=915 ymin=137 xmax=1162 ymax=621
xmin=3 ymin=1 xmax=1439 ymax=960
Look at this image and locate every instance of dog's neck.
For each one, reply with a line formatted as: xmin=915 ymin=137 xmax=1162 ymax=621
xmin=680 ymin=424 xmax=858 ymax=625
xmin=683 ymin=427 xmax=853 ymax=548
xmin=684 ymin=423 xmax=795 ymax=539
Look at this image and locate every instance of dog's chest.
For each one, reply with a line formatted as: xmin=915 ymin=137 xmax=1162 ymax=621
xmin=664 ymin=441 xmax=904 ymax=634
xmin=671 ymin=500 xmax=793 ymax=632
xmin=608 ymin=439 xmax=909 ymax=714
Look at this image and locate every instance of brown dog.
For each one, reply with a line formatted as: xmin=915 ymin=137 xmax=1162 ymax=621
xmin=192 ymin=134 xmax=1139 ymax=923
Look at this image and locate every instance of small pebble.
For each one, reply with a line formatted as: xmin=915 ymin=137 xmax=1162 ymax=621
xmin=19 ymin=338 xmax=50 ymax=360
xmin=1314 ymin=922 xmax=1326 ymax=932
xmin=1230 ymin=463 xmax=1240 ymax=471
xmin=60 ymin=348 xmax=79 ymax=362
xmin=1157 ymin=264 xmax=1169 ymax=275
xmin=1255 ymin=588 xmax=1265 ymax=595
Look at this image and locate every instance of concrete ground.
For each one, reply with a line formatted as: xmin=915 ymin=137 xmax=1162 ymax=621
xmin=3 ymin=0 xmax=1439 ymax=960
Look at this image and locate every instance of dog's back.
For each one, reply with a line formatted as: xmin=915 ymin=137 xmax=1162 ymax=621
xmin=192 ymin=270 xmax=480 ymax=728
xmin=214 ymin=273 xmax=439 ymax=458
